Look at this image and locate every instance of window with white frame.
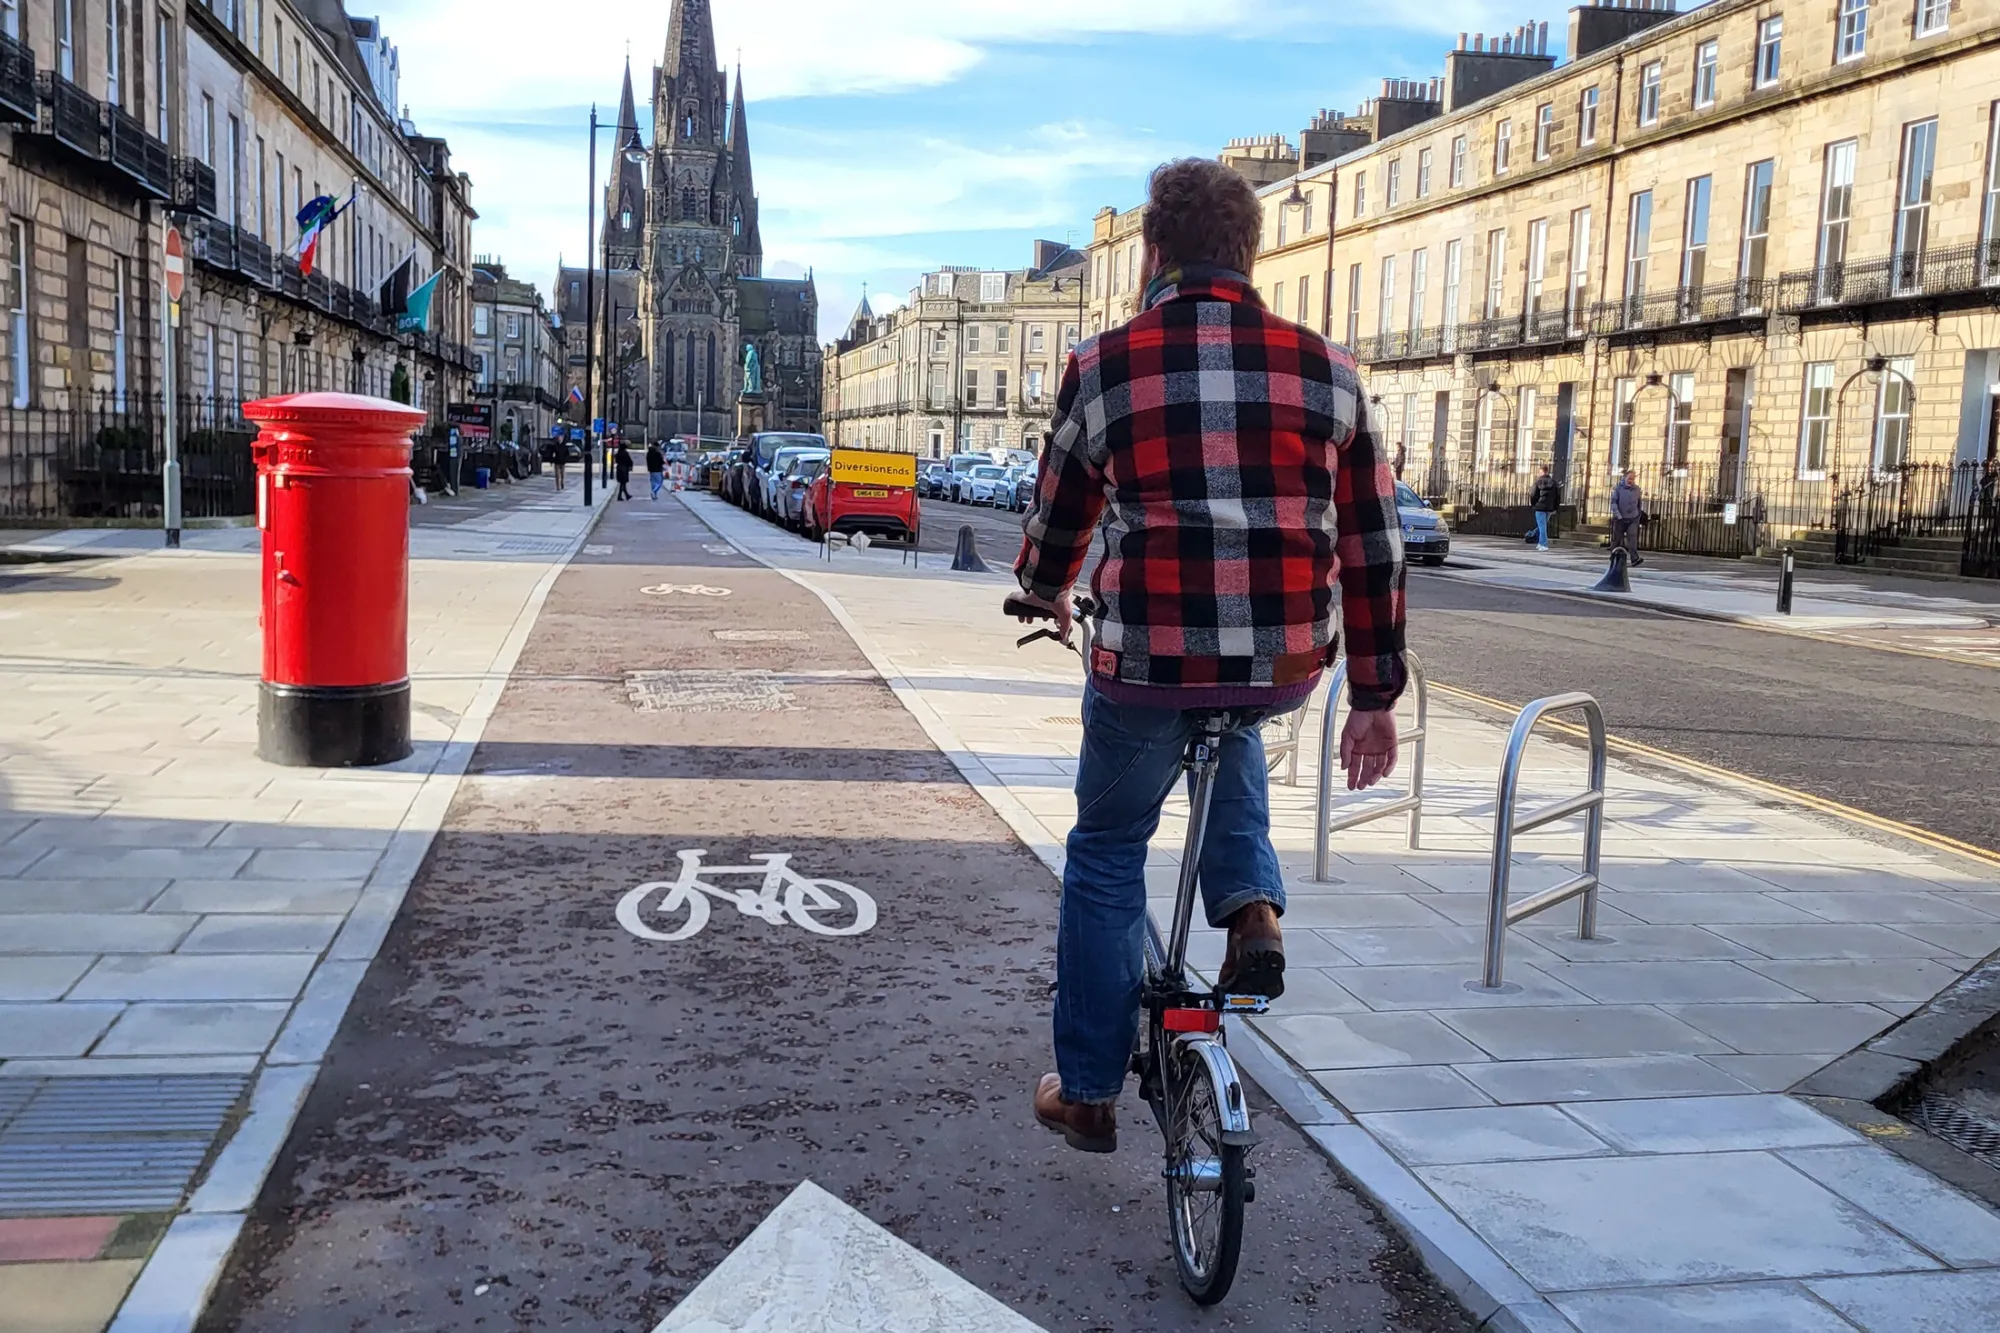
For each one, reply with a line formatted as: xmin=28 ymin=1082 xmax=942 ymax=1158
xmin=1377 ymin=255 xmax=1397 ymax=338
xmin=1271 ymin=281 xmax=1285 ymax=318
xmin=1666 ymin=372 xmax=1695 ymax=468
xmin=1817 ymin=139 xmax=1857 ymax=300
xmin=1302 ymin=190 xmax=1314 ymax=233
xmin=1276 ymin=207 xmax=1288 ymax=248
xmin=1345 ymin=263 xmax=1361 ymax=345
xmin=1838 ymin=0 xmax=1867 ymax=61
xmin=1798 ymin=362 xmax=1834 ymax=475
xmin=1387 ymin=158 xmax=1402 ymax=207
xmin=9 ymin=219 xmax=31 ymax=407
xmin=1741 ymin=160 xmax=1774 ymax=294
xmin=1892 ymin=118 xmax=1938 ymax=292
xmin=1567 ymin=208 xmax=1592 ymax=329
xmin=1417 ymin=148 xmax=1433 ymax=198
xmin=1029 ymin=324 xmax=1045 ymax=353
xmin=1534 ymin=104 xmax=1554 ymax=161
xmin=963 ymin=368 xmax=979 ymax=405
xmin=1299 ymin=274 xmax=1311 ymax=327
xmin=1983 ymin=107 xmax=2000 ymax=283
xmin=1525 ymin=219 xmax=1548 ymax=316
xmin=1579 ymin=86 xmax=1599 ymax=146
xmin=1916 ymin=0 xmax=1948 ymax=36
xmin=506 ymin=313 xmax=521 ymax=339
xmin=1494 ymin=119 xmax=1513 ymax=174
xmin=0 ymin=0 xmax=18 ymax=40
xmin=1474 ymin=393 xmax=1495 ymax=470
xmin=965 ymin=324 xmax=981 ymax=354
xmin=1625 ymin=189 xmax=1654 ymax=308
xmin=981 ymin=272 xmax=1006 ymax=303
xmin=106 ymin=0 xmax=123 ymax=106
xmin=1610 ymin=377 xmax=1635 ymax=469
xmin=1026 ymin=367 xmax=1044 ymax=403
xmin=1873 ymin=356 xmax=1915 ymax=469
xmin=111 ymin=257 xmax=128 ymax=396
xmin=1354 ymin=171 xmax=1366 ymax=217
xmin=1755 ymin=16 xmax=1783 ymax=87
xmin=55 ymin=0 xmax=74 ymax=78
xmin=1485 ymin=229 xmax=1507 ymax=318
xmin=1442 ymin=239 xmax=1462 ymax=346
xmin=1681 ymin=175 xmax=1713 ymax=298
xmin=473 ymin=306 xmax=490 ymax=336
xmin=1693 ymin=40 xmax=1718 ymax=108
xmin=1449 ymin=135 xmax=1466 ymax=187
xmin=1409 ymin=248 xmax=1428 ymax=333
xmin=993 ymin=369 xmax=1008 ymax=408
xmin=1637 ymin=62 xmax=1662 ymax=126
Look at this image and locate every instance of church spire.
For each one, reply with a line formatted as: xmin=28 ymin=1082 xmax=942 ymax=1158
xmin=662 ymin=0 xmax=718 ymax=80
xmin=728 ymin=65 xmax=753 ymax=194
xmin=604 ymin=56 xmax=646 ymax=270
xmin=615 ymin=57 xmax=638 ymax=139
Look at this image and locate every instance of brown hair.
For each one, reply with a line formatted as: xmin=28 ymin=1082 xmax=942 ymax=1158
xmin=1143 ymin=158 xmax=1261 ymax=277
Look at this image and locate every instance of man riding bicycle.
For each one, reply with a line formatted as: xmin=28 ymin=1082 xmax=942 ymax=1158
xmin=1011 ymin=158 xmax=1409 ymax=1153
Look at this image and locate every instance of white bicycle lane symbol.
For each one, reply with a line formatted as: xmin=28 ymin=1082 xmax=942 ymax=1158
xmin=615 ymin=850 xmax=877 ymax=942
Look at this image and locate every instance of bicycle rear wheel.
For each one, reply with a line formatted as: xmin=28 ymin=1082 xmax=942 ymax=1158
xmin=1164 ymin=1041 xmax=1246 ymax=1304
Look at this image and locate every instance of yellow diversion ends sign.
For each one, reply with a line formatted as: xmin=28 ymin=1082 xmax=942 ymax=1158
xmin=831 ymin=448 xmax=918 ymax=488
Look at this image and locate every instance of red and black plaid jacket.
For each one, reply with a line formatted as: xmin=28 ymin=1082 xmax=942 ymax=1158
xmin=1016 ymin=270 xmax=1407 ymax=711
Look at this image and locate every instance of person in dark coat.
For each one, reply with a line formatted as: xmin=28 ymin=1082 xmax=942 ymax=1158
xmin=646 ymin=442 xmax=666 ymax=500
xmin=1529 ymin=464 xmax=1561 ymax=551
xmin=613 ymin=442 xmax=634 ymax=501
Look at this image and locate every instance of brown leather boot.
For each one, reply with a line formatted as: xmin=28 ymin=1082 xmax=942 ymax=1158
xmin=1216 ymin=901 xmax=1286 ymax=999
xmin=1033 ymin=1074 xmax=1116 ymax=1153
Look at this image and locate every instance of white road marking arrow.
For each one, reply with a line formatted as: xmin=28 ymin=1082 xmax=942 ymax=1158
xmin=648 ymin=1179 xmax=1047 ymax=1333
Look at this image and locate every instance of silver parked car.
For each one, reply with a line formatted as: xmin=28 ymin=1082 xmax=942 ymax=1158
xmin=1396 ymin=481 xmax=1451 ymax=566
xmin=775 ymin=452 xmax=830 ymax=530
xmin=965 ymin=464 xmax=1012 ymax=506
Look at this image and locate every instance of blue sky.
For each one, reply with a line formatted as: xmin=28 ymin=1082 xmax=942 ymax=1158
xmin=367 ymin=1 xmax=1598 ymax=340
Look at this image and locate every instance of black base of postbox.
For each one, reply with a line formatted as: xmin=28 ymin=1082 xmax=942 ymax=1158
xmin=257 ymin=680 xmax=413 ymax=768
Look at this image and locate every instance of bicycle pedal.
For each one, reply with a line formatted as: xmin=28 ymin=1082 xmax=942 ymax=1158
xmin=1218 ymin=992 xmax=1271 ymax=1016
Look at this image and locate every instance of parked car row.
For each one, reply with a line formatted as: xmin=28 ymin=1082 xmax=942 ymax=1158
xmin=917 ymin=454 xmax=1038 ymax=513
xmin=719 ymin=433 xmax=921 ymax=548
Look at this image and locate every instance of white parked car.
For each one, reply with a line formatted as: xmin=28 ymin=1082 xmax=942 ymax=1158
xmin=964 ymin=465 xmax=1012 ymax=506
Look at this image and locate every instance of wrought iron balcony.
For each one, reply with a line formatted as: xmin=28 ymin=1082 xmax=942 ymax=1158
xmin=1458 ymin=314 xmax=1528 ymax=353
xmin=306 ymin=270 xmax=332 ymax=312
xmin=1353 ymin=326 xmax=1449 ymax=364
xmin=236 ymin=233 xmax=273 ymax=288
xmin=173 ymin=158 xmax=218 ymax=216
xmin=278 ymin=255 xmax=304 ymax=300
xmin=0 ymin=31 xmax=36 ymax=126
xmin=105 ymin=104 xmax=170 ymax=198
xmin=1777 ymin=240 xmax=2000 ymax=313
xmin=191 ymin=218 xmax=239 ymax=274
xmin=1590 ymin=280 xmax=1772 ymax=336
xmin=36 ymin=71 xmax=104 ymax=160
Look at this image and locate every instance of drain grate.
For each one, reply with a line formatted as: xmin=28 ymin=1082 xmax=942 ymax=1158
xmin=1041 ymin=715 xmax=1083 ymax=726
xmin=624 ymin=669 xmax=799 ymax=714
xmin=1904 ymin=1091 xmax=2000 ymax=1167
xmin=713 ymin=629 xmax=810 ymax=643
xmin=495 ymin=538 xmax=572 ymax=555
xmin=0 ymin=1074 xmax=249 ymax=1216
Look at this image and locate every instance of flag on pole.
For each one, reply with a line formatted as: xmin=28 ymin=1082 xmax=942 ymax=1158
xmin=378 ymin=253 xmax=415 ymax=318
xmin=377 ymin=253 xmax=440 ymax=333
xmin=568 ymin=385 xmax=585 ymax=405
xmin=294 ymin=186 xmax=355 ymax=277
xmin=397 ymin=271 xmax=441 ymax=333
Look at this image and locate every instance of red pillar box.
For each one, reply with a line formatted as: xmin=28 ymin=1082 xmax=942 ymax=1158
xmin=246 ymin=392 xmax=426 ymax=767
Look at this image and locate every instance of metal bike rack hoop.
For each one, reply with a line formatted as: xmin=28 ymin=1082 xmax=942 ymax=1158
xmin=1479 ymin=692 xmax=1608 ymax=989
xmin=1312 ymin=651 xmax=1428 ymax=882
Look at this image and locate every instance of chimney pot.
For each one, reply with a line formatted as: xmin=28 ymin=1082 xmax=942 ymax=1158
xmin=1458 ymin=31 xmax=1468 ymax=49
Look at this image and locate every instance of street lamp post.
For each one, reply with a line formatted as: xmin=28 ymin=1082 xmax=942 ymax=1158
xmin=582 ymin=106 xmax=648 ymax=506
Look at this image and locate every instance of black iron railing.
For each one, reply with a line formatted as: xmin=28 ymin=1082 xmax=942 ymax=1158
xmin=1458 ymin=314 xmax=1528 ymax=353
xmin=1964 ymin=472 xmax=2000 ymax=579
xmin=1832 ymin=461 xmax=1991 ymax=564
xmin=1354 ymin=326 xmax=1448 ymax=363
xmin=174 ymin=157 xmax=219 ymax=216
xmin=105 ymin=103 xmax=170 ymax=198
xmin=1778 ymin=240 xmax=2000 ymax=312
xmin=36 ymin=71 xmax=103 ymax=158
xmin=191 ymin=217 xmax=238 ymax=273
xmin=1591 ymin=280 xmax=1772 ymax=336
xmin=0 ymin=30 xmax=36 ymax=126
xmin=306 ymin=270 xmax=331 ymax=311
xmin=237 ymin=232 xmax=273 ymax=287
xmin=278 ymin=255 xmax=304 ymax=299
xmin=0 ymin=393 xmax=256 ymax=521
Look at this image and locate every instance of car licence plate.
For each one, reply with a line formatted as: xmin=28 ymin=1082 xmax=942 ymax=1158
xmin=854 ymin=488 xmax=888 ymax=498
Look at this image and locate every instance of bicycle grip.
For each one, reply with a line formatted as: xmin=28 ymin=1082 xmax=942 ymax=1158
xmin=1004 ymin=594 xmax=1055 ymax=622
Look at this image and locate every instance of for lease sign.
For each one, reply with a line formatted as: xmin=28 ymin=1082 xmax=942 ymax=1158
xmin=831 ymin=448 xmax=917 ymax=488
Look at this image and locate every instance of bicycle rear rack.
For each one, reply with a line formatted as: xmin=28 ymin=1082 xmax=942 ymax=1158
xmin=1312 ymin=652 xmax=1429 ymax=882
xmin=1478 ymin=692 xmax=1608 ymax=989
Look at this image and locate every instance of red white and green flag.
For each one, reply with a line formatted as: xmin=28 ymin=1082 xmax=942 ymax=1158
xmin=294 ymin=187 xmax=355 ymax=277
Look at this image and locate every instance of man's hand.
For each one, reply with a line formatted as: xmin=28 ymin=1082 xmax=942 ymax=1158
xmin=1007 ymin=590 xmax=1073 ymax=642
xmin=1338 ymin=707 xmax=1400 ymax=791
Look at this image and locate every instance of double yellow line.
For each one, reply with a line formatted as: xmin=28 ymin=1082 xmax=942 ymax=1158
xmin=1424 ymin=678 xmax=2000 ymax=870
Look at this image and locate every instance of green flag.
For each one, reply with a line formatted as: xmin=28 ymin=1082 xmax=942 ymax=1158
xmin=397 ymin=271 xmax=441 ymax=333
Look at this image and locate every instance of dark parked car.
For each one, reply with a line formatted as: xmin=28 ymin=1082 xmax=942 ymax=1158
xmin=917 ymin=463 xmax=949 ymax=499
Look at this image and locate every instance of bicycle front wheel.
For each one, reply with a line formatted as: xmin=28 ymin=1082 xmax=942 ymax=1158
xmin=1164 ymin=1041 xmax=1246 ymax=1305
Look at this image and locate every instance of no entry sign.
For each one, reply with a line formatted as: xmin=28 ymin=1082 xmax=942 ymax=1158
xmin=163 ymin=226 xmax=186 ymax=302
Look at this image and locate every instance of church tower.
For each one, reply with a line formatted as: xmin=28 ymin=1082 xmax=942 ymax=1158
xmin=602 ymin=61 xmax=646 ymax=270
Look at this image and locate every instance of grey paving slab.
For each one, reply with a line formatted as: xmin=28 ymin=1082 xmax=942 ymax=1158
xmin=1596 ymin=861 xmax=1793 ymax=896
xmin=1272 ymin=929 xmax=1357 ymax=968
xmin=1535 ymin=960 xmax=1811 ymax=1005
xmin=93 ymin=1002 xmax=293 ymax=1057
xmin=1664 ymin=1002 xmax=1898 ymax=1056
xmin=1741 ymin=864 xmax=1991 ymax=895
xmin=1 ymin=913 xmax=196 ymax=954
xmin=1885 ymin=921 xmax=2000 ymax=958
xmin=148 ymin=880 xmax=366 ymax=915
xmin=1600 ymin=891 xmax=1824 ymax=924
xmin=1551 ymin=1282 xmax=1862 ymax=1332
xmin=1278 ymin=894 xmax=1454 ymax=929
xmin=1265 ymin=967 xmax=1368 ymax=1014
xmin=1309 ymin=923 xmax=1559 ymax=968
xmin=239 ymin=848 xmax=387 ymax=881
xmin=1420 ymin=1151 xmax=1938 ymax=1292
xmin=0 ymin=879 xmax=167 ymax=913
xmin=1519 ymin=923 xmax=1758 ymax=963
xmin=24 ymin=846 xmax=254 ymax=880
xmin=209 ymin=823 xmax=397 ymax=850
xmin=7 ymin=818 xmax=226 ymax=848
xmin=0 ymin=845 xmax=48 ymax=876
xmin=1807 ymin=1270 xmax=2000 ymax=1332
xmin=1783 ymin=891 xmax=2000 ymax=925
xmin=1781 ymin=1146 xmax=2000 ymax=1268
xmin=1359 ymin=1105 xmax=1612 ymax=1166
xmin=1703 ymin=1054 xmax=1834 ymax=1092
xmin=175 ymin=914 xmax=344 ymax=954
xmin=1742 ymin=959 xmax=1963 ymax=1005
xmin=0 ymin=956 xmax=96 ymax=1001
xmin=1439 ymin=1005 xmax=1733 ymax=1061
xmin=0 ymin=1001 xmax=124 ymax=1056
xmin=1562 ymin=1094 xmax=1861 ymax=1154
xmin=1706 ymin=923 xmax=1948 ymax=960
xmin=1253 ymin=1011 xmax=1489 ymax=1070
xmin=1309 ymin=1064 xmax=1496 ymax=1113
xmin=68 ymin=954 xmax=315 ymax=1002
xmin=1332 ymin=962 xmax=1590 ymax=1010
xmin=1459 ymin=1055 xmax=1755 ymax=1104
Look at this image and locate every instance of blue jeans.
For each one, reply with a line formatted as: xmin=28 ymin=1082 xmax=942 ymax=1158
xmin=1055 ymin=683 xmax=1287 ymax=1103
xmin=650 ymin=472 xmax=665 ymax=499
xmin=1534 ymin=511 xmax=1552 ymax=545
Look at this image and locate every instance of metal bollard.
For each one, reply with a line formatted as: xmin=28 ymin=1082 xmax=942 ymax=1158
xmin=951 ymin=524 xmax=990 ymax=573
xmin=1777 ymin=549 xmax=1795 ymax=614
xmin=1591 ymin=546 xmax=1631 ymax=593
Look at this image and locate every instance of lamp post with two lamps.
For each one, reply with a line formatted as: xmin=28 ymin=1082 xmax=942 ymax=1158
xmin=582 ymin=105 xmax=648 ymax=506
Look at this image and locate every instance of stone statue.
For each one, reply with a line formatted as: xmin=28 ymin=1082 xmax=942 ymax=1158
xmin=742 ymin=342 xmax=763 ymax=397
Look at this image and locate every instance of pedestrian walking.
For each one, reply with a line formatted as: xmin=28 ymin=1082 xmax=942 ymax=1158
xmin=1393 ymin=442 xmax=1407 ymax=479
xmin=1009 ymin=157 xmax=1406 ymax=1152
xmin=548 ymin=437 xmax=568 ymax=491
xmin=646 ymin=442 xmax=666 ymax=500
xmin=1530 ymin=464 xmax=1562 ymax=551
xmin=1610 ymin=468 xmax=1645 ymax=566
xmin=614 ymin=442 xmax=634 ymax=501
